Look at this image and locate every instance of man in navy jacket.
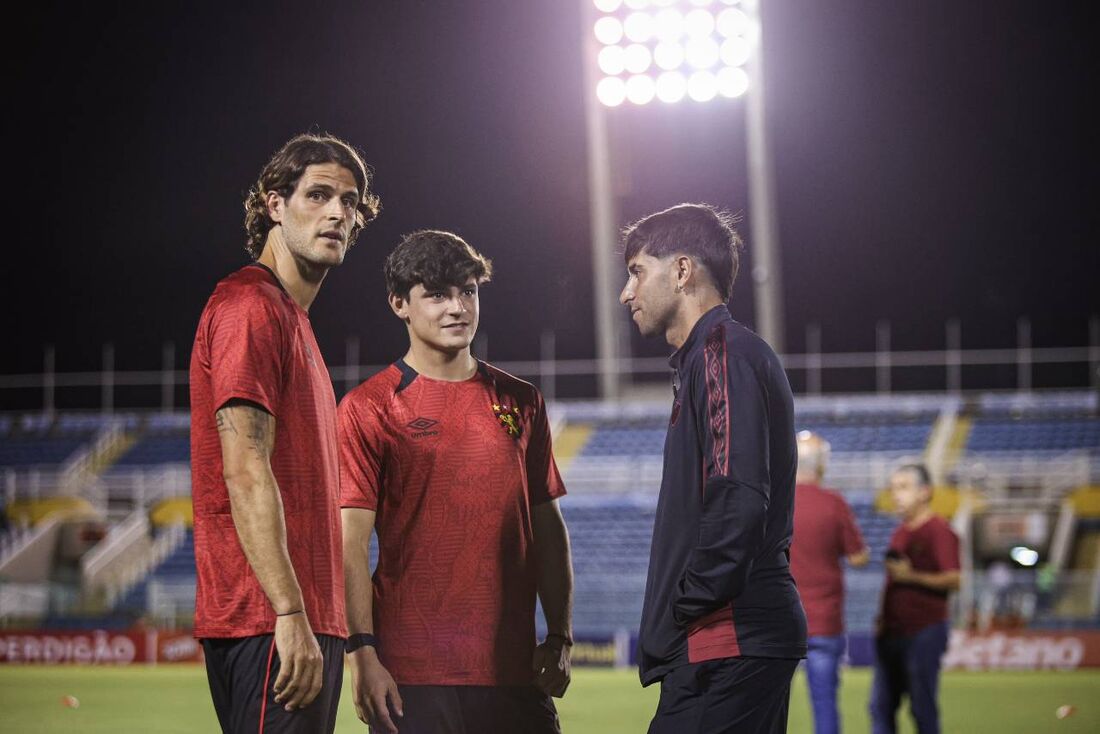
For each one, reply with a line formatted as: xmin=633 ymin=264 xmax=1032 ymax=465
xmin=620 ymin=203 xmax=807 ymax=733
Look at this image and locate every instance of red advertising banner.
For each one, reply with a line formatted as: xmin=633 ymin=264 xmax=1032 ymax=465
xmin=155 ymin=631 xmax=204 ymax=663
xmin=0 ymin=630 xmax=153 ymax=664
xmin=944 ymin=630 xmax=1100 ymax=671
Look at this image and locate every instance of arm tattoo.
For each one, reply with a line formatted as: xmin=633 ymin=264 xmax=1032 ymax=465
xmin=216 ymin=410 xmax=239 ymax=436
xmin=245 ymin=408 xmax=274 ymax=456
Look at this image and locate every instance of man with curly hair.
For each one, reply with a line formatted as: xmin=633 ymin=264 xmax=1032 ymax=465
xmin=190 ymin=133 xmax=380 ymax=733
xmin=339 ymin=230 xmax=573 ymax=733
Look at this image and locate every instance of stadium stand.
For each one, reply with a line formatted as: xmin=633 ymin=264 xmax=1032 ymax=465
xmin=2 ymin=391 xmax=1097 ymax=641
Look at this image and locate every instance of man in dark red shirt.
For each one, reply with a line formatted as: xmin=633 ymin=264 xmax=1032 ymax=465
xmin=191 ymin=134 xmax=380 ymax=733
xmin=790 ymin=431 xmax=869 ymax=734
xmin=871 ymin=464 xmax=960 ymax=734
xmin=340 ymin=230 xmax=573 ymax=734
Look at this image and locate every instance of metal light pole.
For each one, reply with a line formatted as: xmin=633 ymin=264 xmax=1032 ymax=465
xmin=742 ymin=0 xmax=785 ymax=353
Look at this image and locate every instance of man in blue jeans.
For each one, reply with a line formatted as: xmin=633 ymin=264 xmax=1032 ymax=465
xmin=790 ymin=432 xmax=869 ymax=734
xmin=871 ymin=464 xmax=960 ymax=734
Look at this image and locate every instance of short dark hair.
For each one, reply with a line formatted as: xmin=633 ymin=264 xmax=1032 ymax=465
xmin=622 ymin=203 xmax=743 ymax=302
xmin=895 ymin=463 xmax=933 ymax=488
xmin=243 ymin=134 xmax=381 ymax=259
xmin=384 ymin=230 xmax=493 ymax=299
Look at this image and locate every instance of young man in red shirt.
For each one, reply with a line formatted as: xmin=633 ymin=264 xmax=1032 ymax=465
xmin=871 ymin=464 xmax=960 ymax=734
xmin=789 ymin=431 xmax=869 ymax=734
xmin=190 ymin=134 xmax=380 ymax=733
xmin=339 ymin=230 xmax=574 ymax=734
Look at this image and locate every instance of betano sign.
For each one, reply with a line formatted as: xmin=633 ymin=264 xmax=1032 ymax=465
xmin=943 ymin=630 xmax=1100 ymax=671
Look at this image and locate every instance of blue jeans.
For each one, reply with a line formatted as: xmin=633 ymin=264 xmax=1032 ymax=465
xmin=805 ymin=635 xmax=846 ymax=734
xmin=870 ymin=622 xmax=950 ymax=734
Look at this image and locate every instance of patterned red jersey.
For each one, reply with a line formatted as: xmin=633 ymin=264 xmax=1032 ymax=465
xmin=339 ymin=360 xmax=566 ymax=685
xmin=881 ymin=514 xmax=959 ymax=637
xmin=190 ymin=264 xmax=346 ymax=639
xmin=790 ymin=482 xmax=865 ymax=636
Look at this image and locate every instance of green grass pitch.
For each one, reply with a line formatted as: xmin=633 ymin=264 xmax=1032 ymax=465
xmin=1 ymin=665 xmax=1098 ymax=732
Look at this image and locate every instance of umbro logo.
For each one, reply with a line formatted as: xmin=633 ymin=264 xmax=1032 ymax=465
xmin=407 ymin=417 xmax=440 ymax=439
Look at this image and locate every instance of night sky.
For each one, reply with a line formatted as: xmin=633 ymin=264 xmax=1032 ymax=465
xmin=7 ymin=1 xmax=1096 ymax=402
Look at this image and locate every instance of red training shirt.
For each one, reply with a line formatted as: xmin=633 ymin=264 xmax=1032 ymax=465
xmin=881 ymin=514 xmax=959 ymax=637
xmin=339 ymin=360 xmax=566 ymax=686
xmin=190 ymin=264 xmax=346 ymax=639
xmin=789 ymin=482 xmax=865 ymax=637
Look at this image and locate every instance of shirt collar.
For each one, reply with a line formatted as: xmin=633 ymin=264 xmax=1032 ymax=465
xmin=668 ymin=304 xmax=731 ymax=371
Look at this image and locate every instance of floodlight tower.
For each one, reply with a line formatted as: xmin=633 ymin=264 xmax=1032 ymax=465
xmin=583 ymin=0 xmax=784 ymax=399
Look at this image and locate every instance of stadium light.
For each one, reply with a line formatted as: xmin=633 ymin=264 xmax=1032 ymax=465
xmin=590 ymin=0 xmax=755 ymax=105
xmin=582 ymin=0 xmax=785 ymax=398
xmin=1010 ymin=546 xmax=1040 ymax=567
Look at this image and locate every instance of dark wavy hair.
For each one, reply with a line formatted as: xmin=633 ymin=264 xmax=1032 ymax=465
xmin=384 ymin=230 xmax=493 ymax=299
xmin=243 ymin=134 xmax=381 ymax=259
xmin=622 ymin=203 xmax=743 ymax=302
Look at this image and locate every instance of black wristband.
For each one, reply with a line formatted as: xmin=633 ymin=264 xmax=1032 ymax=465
xmin=345 ymin=633 xmax=380 ymax=654
xmin=276 ymin=609 xmax=303 ymax=617
xmin=546 ymin=632 xmax=573 ymax=647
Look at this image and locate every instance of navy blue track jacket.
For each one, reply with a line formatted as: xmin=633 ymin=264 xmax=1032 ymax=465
xmin=638 ymin=305 xmax=807 ymax=686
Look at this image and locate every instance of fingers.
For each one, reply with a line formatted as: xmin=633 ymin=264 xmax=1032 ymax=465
xmin=353 ymin=694 xmax=370 ymax=726
xmin=369 ymin=689 xmax=399 ymax=733
xmin=272 ymin=656 xmax=295 ymax=704
xmin=281 ymin=654 xmax=322 ymax=710
xmin=298 ymin=655 xmax=324 ymax=709
xmin=389 ymin=681 xmax=405 ymax=719
xmin=273 ymin=641 xmax=323 ymax=710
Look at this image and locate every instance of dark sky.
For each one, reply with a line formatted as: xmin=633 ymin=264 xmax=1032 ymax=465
xmin=6 ymin=1 xmax=1097 ymax=399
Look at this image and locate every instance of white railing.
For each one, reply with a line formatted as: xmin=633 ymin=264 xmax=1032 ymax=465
xmin=955 ymin=449 xmax=1094 ymax=501
xmin=4 ymin=317 xmax=1098 ymax=409
xmin=562 ymin=457 xmax=664 ymax=495
xmin=0 ymin=582 xmax=51 ymax=622
xmin=100 ymin=465 xmax=191 ymax=513
xmin=0 ymin=515 xmax=64 ymax=578
xmin=59 ymin=422 xmax=125 ymax=487
xmin=106 ymin=523 xmax=186 ymax=607
xmin=147 ymin=580 xmax=197 ymax=628
xmin=81 ymin=509 xmax=151 ymax=590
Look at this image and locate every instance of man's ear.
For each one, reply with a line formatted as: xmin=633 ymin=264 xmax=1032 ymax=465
xmin=266 ymin=190 xmax=285 ymax=224
xmin=389 ymin=292 xmax=410 ymax=323
xmin=674 ymin=255 xmax=695 ymax=291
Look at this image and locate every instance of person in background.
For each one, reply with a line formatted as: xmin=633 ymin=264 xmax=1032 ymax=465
xmin=871 ymin=463 xmax=960 ymax=734
xmin=790 ymin=430 xmax=869 ymax=734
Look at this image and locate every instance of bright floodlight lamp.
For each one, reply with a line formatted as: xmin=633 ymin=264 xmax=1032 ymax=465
xmin=583 ymin=0 xmax=786 ymax=399
xmin=623 ymin=12 xmax=654 ymax=42
xmin=591 ymin=0 xmax=755 ymax=107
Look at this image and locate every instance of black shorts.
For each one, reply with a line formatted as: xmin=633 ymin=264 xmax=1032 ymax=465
xmin=202 ymin=633 xmax=344 ymax=734
xmin=648 ymin=657 xmax=799 ymax=734
xmin=393 ymin=684 xmax=561 ymax=734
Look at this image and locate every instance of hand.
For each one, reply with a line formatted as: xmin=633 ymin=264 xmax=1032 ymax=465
xmin=348 ymin=647 xmax=403 ymax=733
xmin=272 ymin=612 xmax=324 ymax=711
xmin=886 ymin=557 xmax=914 ymax=583
xmin=532 ymin=639 xmax=571 ymax=698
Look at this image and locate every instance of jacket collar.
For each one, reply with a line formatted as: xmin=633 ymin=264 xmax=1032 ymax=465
xmin=668 ymin=304 xmax=731 ymax=372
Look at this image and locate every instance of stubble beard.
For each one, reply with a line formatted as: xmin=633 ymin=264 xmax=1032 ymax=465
xmin=283 ymin=225 xmax=345 ymax=282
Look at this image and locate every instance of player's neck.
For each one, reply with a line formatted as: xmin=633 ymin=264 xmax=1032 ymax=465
xmin=257 ymin=241 xmax=327 ymax=312
xmin=403 ymin=343 xmax=477 ymax=381
xmin=904 ymin=505 xmax=935 ymax=529
xmin=666 ymin=292 xmax=726 ymax=349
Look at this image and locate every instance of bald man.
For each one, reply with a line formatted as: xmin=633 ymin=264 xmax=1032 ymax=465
xmin=789 ymin=431 xmax=869 ymax=734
